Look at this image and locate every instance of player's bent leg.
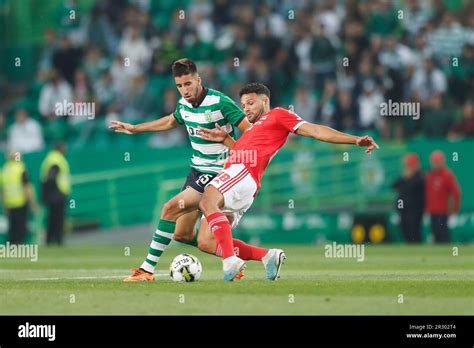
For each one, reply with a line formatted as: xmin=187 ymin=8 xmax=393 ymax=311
xmin=195 ymin=218 xmax=285 ymax=279
xmin=173 ymin=210 xmax=201 ymax=245
xmin=200 ymin=185 xmax=245 ymax=281
xmin=161 ymin=187 xmax=203 ymax=221
xmin=198 ymin=185 xmax=224 ymax=216
xmin=124 ymin=217 xmax=177 ymax=281
xmin=141 ymin=188 xmax=201 ymax=271
xmin=124 ymin=188 xmax=203 ymax=282
xmin=199 ymin=186 xmax=235 ymax=259
xmin=196 ymin=217 xmax=217 ymax=254
xmin=195 ymin=219 xmax=285 ymax=279
xmin=197 ymin=216 xmax=269 ymax=262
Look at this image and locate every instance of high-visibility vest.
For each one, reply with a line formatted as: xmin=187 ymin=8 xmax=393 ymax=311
xmin=1 ymin=160 xmax=27 ymax=209
xmin=40 ymin=150 xmax=71 ymax=195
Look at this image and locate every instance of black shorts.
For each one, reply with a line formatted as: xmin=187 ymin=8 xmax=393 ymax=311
xmin=181 ymin=168 xmax=216 ymax=194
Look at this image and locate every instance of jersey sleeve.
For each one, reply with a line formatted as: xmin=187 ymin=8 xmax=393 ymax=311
xmin=173 ymin=104 xmax=184 ymax=125
xmin=220 ymin=95 xmax=245 ymax=126
xmin=275 ymin=108 xmax=307 ymax=133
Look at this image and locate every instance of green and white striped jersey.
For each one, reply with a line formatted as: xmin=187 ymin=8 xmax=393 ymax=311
xmin=173 ymin=88 xmax=245 ymax=174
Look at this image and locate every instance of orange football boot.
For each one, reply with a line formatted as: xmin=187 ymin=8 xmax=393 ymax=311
xmin=123 ymin=268 xmax=155 ymax=282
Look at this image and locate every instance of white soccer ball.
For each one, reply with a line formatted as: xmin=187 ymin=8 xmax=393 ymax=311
xmin=169 ymin=253 xmax=202 ymax=282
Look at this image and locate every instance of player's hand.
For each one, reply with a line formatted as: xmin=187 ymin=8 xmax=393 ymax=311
xmin=356 ymin=135 xmax=379 ymax=154
xmin=108 ymin=120 xmax=135 ymax=134
xmin=199 ymin=123 xmax=228 ymax=142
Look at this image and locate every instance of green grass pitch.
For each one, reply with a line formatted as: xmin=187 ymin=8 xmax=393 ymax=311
xmin=0 ymin=243 xmax=472 ymax=315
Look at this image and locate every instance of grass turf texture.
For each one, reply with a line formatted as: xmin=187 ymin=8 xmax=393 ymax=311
xmin=0 ymin=244 xmax=472 ymax=315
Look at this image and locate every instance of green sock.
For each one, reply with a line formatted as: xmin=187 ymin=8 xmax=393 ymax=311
xmin=140 ymin=219 xmax=176 ymax=273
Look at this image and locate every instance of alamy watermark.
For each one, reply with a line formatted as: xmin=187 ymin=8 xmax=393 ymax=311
xmin=55 ymin=100 xmax=95 ymax=119
xmin=0 ymin=242 xmax=38 ymax=262
xmin=18 ymin=322 xmax=55 ymax=341
xmin=218 ymin=149 xmax=257 ymax=167
xmin=380 ymin=99 xmax=420 ymax=120
xmin=324 ymin=242 xmax=365 ymax=262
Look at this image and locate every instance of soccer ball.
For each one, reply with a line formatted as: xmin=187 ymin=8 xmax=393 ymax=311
xmin=169 ymin=253 xmax=202 ymax=282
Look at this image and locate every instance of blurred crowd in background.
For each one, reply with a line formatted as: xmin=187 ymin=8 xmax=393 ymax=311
xmin=0 ymin=0 xmax=473 ymax=154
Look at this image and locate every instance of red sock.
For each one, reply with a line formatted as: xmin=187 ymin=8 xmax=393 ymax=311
xmin=215 ymin=240 xmax=267 ymax=261
xmin=232 ymin=239 xmax=267 ymax=261
xmin=207 ymin=212 xmax=234 ymax=259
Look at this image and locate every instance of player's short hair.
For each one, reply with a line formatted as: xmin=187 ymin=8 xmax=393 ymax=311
xmin=172 ymin=58 xmax=197 ymax=77
xmin=239 ymin=83 xmax=271 ymax=98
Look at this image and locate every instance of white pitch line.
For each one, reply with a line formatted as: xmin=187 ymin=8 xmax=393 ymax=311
xmin=22 ymin=272 xmax=169 ymax=281
xmin=0 ymin=269 xmax=133 ymax=273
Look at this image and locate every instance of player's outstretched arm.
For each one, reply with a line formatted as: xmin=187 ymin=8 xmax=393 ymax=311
xmin=199 ymin=123 xmax=236 ymax=149
xmin=296 ymin=122 xmax=379 ymax=154
xmin=108 ymin=114 xmax=179 ymax=134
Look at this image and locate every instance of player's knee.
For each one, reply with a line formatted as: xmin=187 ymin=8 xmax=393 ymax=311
xmin=173 ymin=223 xmax=195 ymax=243
xmin=198 ymin=197 xmax=210 ymax=215
xmin=197 ymin=237 xmax=214 ymax=254
xmin=160 ymin=201 xmax=172 ymax=219
xmin=173 ymin=232 xmax=193 ymax=244
xmin=161 ymin=200 xmax=178 ymax=220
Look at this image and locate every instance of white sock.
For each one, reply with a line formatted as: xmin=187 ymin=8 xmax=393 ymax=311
xmin=140 ymin=261 xmax=154 ymax=274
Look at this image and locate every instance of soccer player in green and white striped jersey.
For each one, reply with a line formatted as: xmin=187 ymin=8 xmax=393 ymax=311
xmin=172 ymin=83 xmax=243 ymax=174
xmin=109 ymin=58 xmax=265 ymax=281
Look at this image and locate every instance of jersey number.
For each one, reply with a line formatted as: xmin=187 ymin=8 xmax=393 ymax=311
xmin=196 ymin=174 xmax=213 ymax=186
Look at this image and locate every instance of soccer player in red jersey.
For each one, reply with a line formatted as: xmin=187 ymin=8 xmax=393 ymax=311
xmin=198 ymin=83 xmax=379 ymax=281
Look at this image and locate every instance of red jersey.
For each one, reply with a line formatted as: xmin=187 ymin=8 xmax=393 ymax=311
xmin=225 ymin=107 xmax=306 ymax=188
xmin=425 ymin=167 xmax=461 ymax=214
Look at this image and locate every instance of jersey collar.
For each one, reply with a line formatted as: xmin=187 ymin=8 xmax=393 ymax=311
xmin=192 ymin=86 xmax=208 ymax=108
xmin=255 ymin=108 xmax=270 ymax=122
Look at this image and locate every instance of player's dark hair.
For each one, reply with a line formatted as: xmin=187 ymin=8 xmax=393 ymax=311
xmin=239 ymin=83 xmax=271 ymax=98
xmin=172 ymin=58 xmax=198 ymax=77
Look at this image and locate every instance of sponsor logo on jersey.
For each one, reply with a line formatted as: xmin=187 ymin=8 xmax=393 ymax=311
xmin=205 ymin=110 xmax=212 ymax=122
